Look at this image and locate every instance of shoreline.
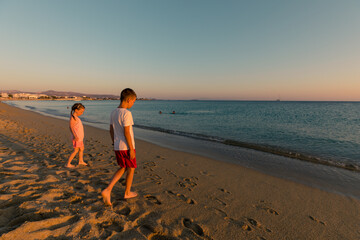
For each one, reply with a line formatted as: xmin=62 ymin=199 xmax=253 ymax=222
xmin=12 ymin=101 xmax=342 ymax=171
xmin=5 ymin=99 xmax=360 ymax=174
xmin=4 ymin=101 xmax=360 ymax=199
xmin=135 ymin=124 xmax=360 ymax=172
xmin=1 ymin=102 xmax=360 ymax=239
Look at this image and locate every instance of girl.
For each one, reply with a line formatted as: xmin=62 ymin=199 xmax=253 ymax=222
xmin=65 ymin=103 xmax=87 ymax=168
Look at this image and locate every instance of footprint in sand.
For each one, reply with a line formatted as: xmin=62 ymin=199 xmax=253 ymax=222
xmin=145 ymin=195 xmax=162 ymax=205
xmin=146 ymin=173 xmax=162 ymax=185
xmin=7 ymin=209 xmax=61 ymax=229
xmin=309 ymin=216 xmax=326 ymax=225
xmin=254 ymin=203 xmax=280 ymax=216
xmin=78 ymin=223 xmax=93 ymax=238
xmin=247 ymin=218 xmax=261 ymax=228
xmin=226 ymin=217 xmax=252 ymax=231
xmin=208 ymin=195 xmax=227 ymax=207
xmin=220 ymin=188 xmax=231 ymax=194
xmin=166 ymin=169 xmax=177 ymax=177
xmin=136 ymin=213 xmax=166 ymax=237
xmin=265 ymin=207 xmax=279 ymax=216
xmin=205 ymin=206 xmax=228 ymax=218
xmin=166 ymin=191 xmax=196 ymax=205
xmin=183 ymin=218 xmax=204 ymax=237
xmin=143 ymin=161 xmax=156 ymax=169
xmin=98 ymin=219 xmax=125 ymax=235
xmin=2 ymin=215 xmax=76 ymax=239
xmin=147 ymin=173 xmax=162 ymax=181
xmin=215 ymin=197 xmax=227 ymax=207
xmin=200 ymin=170 xmax=214 ymax=177
xmin=177 ymin=177 xmax=198 ymax=191
xmin=116 ymin=206 xmax=131 ymax=216
xmin=247 ymin=218 xmax=272 ymax=233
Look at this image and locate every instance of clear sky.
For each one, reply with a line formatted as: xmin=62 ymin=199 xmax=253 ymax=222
xmin=0 ymin=0 xmax=359 ymax=100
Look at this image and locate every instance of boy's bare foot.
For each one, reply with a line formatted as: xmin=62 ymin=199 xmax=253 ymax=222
xmin=124 ymin=192 xmax=138 ymax=199
xmin=78 ymin=162 xmax=88 ymax=166
xmin=65 ymin=164 xmax=76 ymax=168
xmin=101 ymin=189 xmax=112 ymax=206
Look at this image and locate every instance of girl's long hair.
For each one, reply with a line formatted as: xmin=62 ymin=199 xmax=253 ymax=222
xmin=71 ymin=103 xmax=85 ymax=120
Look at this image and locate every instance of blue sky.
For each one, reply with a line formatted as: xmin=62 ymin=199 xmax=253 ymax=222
xmin=0 ymin=0 xmax=359 ymax=100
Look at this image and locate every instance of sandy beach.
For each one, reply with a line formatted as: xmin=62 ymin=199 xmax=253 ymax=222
xmin=0 ymin=101 xmax=359 ymax=240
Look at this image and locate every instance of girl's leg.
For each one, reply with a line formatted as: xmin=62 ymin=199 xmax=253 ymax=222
xmin=101 ymin=167 xmax=126 ymax=205
xmin=124 ymin=168 xmax=137 ymax=199
xmin=78 ymin=147 xmax=87 ymax=165
xmin=66 ymin=148 xmax=79 ymax=168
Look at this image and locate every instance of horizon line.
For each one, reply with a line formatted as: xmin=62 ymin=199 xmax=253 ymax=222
xmin=2 ymin=89 xmax=360 ymax=102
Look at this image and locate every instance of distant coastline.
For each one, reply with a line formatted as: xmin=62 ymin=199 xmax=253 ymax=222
xmin=1 ymin=98 xmax=154 ymax=101
xmin=0 ymin=89 xmax=154 ymax=101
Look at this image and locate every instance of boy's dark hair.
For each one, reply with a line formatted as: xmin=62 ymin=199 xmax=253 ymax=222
xmin=120 ymin=88 xmax=137 ymax=102
xmin=71 ymin=103 xmax=85 ymax=120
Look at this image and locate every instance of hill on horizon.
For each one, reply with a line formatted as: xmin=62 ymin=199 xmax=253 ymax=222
xmin=2 ymin=90 xmax=119 ymax=99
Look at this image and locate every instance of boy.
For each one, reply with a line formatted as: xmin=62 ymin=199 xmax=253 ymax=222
xmin=101 ymin=88 xmax=138 ymax=206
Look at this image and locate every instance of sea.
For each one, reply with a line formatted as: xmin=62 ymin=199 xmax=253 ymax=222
xmin=5 ymin=100 xmax=360 ymax=199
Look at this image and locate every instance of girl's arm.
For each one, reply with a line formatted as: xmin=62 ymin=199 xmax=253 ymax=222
xmin=124 ymin=126 xmax=135 ymax=160
xmin=69 ymin=117 xmax=79 ymax=141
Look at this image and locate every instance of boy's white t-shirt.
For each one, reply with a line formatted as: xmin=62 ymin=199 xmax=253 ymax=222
xmin=110 ymin=108 xmax=135 ymax=151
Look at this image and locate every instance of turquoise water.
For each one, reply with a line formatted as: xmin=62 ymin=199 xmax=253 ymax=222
xmin=6 ymin=100 xmax=360 ymax=172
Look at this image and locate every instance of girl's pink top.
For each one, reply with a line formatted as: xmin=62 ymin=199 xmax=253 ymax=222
xmin=71 ymin=116 xmax=84 ymax=141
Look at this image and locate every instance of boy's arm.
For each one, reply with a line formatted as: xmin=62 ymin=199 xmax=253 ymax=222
xmin=69 ymin=118 xmax=79 ymax=141
xmin=110 ymin=125 xmax=114 ymax=145
xmin=124 ymin=126 xmax=135 ymax=160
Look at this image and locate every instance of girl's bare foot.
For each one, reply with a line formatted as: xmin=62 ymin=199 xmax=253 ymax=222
xmin=124 ymin=192 xmax=138 ymax=199
xmin=78 ymin=162 xmax=88 ymax=166
xmin=65 ymin=164 xmax=76 ymax=168
xmin=101 ymin=189 xmax=112 ymax=206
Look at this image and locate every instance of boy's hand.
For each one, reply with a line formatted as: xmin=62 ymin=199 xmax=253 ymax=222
xmin=129 ymin=149 xmax=136 ymax=160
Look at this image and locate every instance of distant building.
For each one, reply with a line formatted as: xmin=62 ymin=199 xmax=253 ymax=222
xmin=28 ymin=94 xmax=38 ymax=99
xmin=13 ymin=93 xmax=24 ymax=98
xmin=38 ymin=94 xmax=48 ymax=98
xmin=1 ymin=93 xmax=9 ymax=98
xmin=68 ymin=96 xmax=80 ymax=100
xmin=11 ymin=93 xmax=49 ymax=99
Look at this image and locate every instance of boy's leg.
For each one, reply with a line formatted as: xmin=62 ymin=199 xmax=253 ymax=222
xmin=101 ymin=167 xmax=126 ymax=205
xmin=78 ymin=147 xmax=87 ymax=165
xmin=66 ymin=148 xmax=79 ymax=168
xmin=124 ymin=168 xmax=137 ymax=199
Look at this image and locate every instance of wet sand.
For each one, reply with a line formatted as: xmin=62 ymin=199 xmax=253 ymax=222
xmin=0 ymin=102 xmax=359 ymax=240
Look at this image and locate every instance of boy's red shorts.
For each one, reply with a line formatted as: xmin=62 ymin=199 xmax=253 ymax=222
xmin=115 ymin=150 xmax=137 ymax=168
